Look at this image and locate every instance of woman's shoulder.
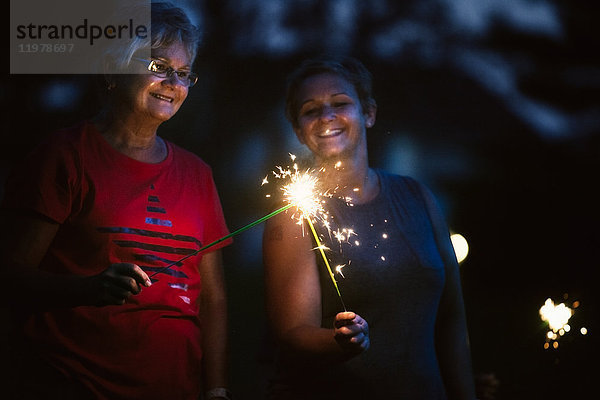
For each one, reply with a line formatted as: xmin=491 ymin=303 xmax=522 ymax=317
xmin=22 ymin=121 xmax=89 ymax=165
xmin=376 ymin=169 xmax=424 ymax=193
xmin=165 ymin=140 xmax=212 ymax=171
xmin=376 ymin=169 xmax=441 ymax=212
xmin=35 ymin=120 xmax=87 ymax=146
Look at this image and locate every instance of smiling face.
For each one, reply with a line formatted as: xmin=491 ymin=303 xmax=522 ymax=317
xmin=112 ymin=42 xmax=191 ymax=125
xmin=293 ymin=72 xmax=376 ymax=162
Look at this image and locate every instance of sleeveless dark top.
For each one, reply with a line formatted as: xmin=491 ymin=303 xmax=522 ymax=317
xmin=268 ymin=170 xmax=448 ymax=400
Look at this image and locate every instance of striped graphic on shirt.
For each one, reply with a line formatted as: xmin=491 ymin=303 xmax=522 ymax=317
xmin=146 ymin=184 xmax=172 ymax=227
xmin=96 ymin=186 xmax=201 ymax=284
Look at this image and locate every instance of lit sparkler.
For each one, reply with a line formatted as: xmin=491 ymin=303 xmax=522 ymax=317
xmin=150 ymin=155 xmax=352 ymax=311
xmin=149 ymin=157 xmax=314 ymax=278
xmin=270 ymin=155 xmax=347 ymax=310
xmin=540 ymin=298 xmax=573 ymax=333
xmin=307 ymin=217 xmax=347 ymax=310
xmin=539 ymin=297 xmax=574 ymax=349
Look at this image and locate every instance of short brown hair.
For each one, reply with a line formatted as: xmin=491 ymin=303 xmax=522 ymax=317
xmin=285 ymin=56 xmax=376 ymax=128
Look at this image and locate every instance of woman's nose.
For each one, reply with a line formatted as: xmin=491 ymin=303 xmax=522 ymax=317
xmin=320 ymin=106 xmax=336 ymax=122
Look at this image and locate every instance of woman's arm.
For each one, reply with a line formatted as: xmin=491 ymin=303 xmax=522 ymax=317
xmin=198 ymin=249 xmax=229 ymax=392
xmin=262 ymin=212 xmax=368 ymax=362
xmin=1 ymin=211 xmax=151 ymax=309
xmin=419 ymin=185 xmax=476 ymax=400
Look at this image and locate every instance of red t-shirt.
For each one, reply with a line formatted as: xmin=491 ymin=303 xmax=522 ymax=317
xmin=3 ymin=121 xmax=232 ymax=399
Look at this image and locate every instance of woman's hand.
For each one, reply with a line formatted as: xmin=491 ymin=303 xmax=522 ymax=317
xmin=86 ymin=263 xmax=152 ymax=306
xmin=333 ymin=311 xmax=370 ymax=354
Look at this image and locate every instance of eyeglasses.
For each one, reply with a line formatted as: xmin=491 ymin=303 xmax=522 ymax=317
xmin=133 ymin=58 xmax=198 ymax=87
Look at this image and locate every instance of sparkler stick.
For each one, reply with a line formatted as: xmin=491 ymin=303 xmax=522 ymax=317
xmin=148 ymin=203 xmax=293 ymax=278
xmin=150 ymin=153 xmax=348 ymax=312
xmin=306 ymin=217 xmax=347 ymax=311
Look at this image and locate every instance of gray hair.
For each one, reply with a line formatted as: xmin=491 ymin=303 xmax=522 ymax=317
xmin=104 ymin=1 xmax=201 ymax=71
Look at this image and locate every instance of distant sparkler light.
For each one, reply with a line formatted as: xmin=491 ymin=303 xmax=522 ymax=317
xmin=539 ymin=297 xmax=579 ymax=349
xmin=540 ymin=298 xmax=573 ymax=333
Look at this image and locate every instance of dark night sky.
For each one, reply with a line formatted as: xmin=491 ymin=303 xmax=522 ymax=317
xmin=4 ymin=1 xmax=599 ymax=398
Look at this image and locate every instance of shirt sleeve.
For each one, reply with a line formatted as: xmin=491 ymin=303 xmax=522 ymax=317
xmin=197 ymin=166 xmax=233 ymax=252
xmin=2 ymin=132 xmax=81 ymax=224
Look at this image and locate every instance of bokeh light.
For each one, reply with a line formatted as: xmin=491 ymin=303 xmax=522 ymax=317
xmin=450 ymin=233 xmax=469 ymax=263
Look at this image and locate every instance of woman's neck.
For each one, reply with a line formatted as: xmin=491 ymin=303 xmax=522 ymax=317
xmin=317 ymin=157 xmax=380 ymax=205
xmin=92 ymin=110 xmax=167 ymax=163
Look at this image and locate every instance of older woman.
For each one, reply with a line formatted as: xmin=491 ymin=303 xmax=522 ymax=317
xmin=2 ymin=3 xmax=231 ymax=400
xmin=263 ymin=56 xmax=476 ymax=399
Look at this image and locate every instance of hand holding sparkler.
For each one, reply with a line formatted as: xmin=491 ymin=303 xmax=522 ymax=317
xmin=87 ymin=263 xmax=152 ymax=306
xmin=334 ymin=311 xmax=370 ymax=354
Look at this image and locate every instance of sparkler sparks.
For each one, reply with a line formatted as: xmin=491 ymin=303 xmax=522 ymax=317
xmin=279 ymin=165 xmax=325 ymax=223
xmin=307 ymin=216 xmax=346 ymax=311
xmin=269 ymin=154 xmax=349 ymax=310
xmin=335 ymin=263 xmax=347 ymax=278
xmin=540 ymin=298 xmax=573 ymax=333
xmin=538 ymin=296 xmax=589 ymax=350
xmin=333 ymin=228 xmax=356 ymax=244
xmin=150 ymin=153 xmax=355 ymax=310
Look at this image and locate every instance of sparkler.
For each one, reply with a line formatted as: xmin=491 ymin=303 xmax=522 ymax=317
xmin=307 ymin=217 xmax=347 ymax=311
xmin=148 ymin=203 xmax=293 ymax=278
xmin=267 ymin=155 xmax=347 ymax=310
xmin=150 ymin=154 xmax=350 ymax=311
xmin=540 ymin=297 xmax=573 ymax=333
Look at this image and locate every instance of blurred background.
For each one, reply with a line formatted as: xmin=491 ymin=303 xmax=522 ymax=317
xmin=4 ymin=0 xmax=599 ymax=398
